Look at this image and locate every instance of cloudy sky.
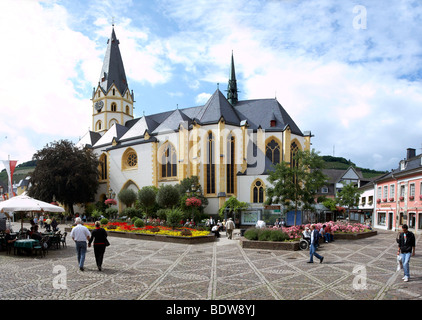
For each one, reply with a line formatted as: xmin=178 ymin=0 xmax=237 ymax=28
xmin=1 ymin=0 xmax=422 ymax=172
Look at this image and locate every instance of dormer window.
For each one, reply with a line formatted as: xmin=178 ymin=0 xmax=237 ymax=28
xmin=270 ymin=120 xmax=276 ymax=127
xmin=400 ymin=161 xmax=406 ymax=170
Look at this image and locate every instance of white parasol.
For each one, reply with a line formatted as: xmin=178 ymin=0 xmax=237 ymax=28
xmin=0 ymin=193 xmax=64 ymax=231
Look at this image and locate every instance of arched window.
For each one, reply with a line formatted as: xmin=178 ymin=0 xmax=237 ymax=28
xmin=226 ymin=134 xmax=235 ymax=194
xmin=160 ymin=142 xmax=177 ymax=178
xmin=96 ymin=120 xmax=102 ymax=131
xmin=111 ymin=102 xmax=117 ymax=112
xmin=206 ymin=132 xmax=216 ymax=194
xmin=126 ymin=105 xmax=130 ymax=114
xmin=266 ymin=139 xmax=280 ymax=165
xmin=252 ymin=179 xmax=265 ymax=203
xmin=99 ymin=154 xmax=107 ymax=181
xmin=290 ymin=141 xmax=299 ymax=168
xmin=122 ymin=148 xmax=138 ymax=170
xmin=112 ymin=88 xmax=115 ymax=95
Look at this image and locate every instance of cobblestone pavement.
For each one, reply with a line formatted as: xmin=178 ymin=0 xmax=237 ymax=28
xmin=1 ymin=223 xmax=421 ymax=301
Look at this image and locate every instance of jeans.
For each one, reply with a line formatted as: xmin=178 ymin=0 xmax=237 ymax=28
xmin=400 ymin=252 xmax=411 ymax=278
xmin=75 ymin=241 xmax=87 ymax=268
xmin=309 ymin=243 xmax=323 ymax=262
xmin=324 ymin=233 xmax=333 ymax=242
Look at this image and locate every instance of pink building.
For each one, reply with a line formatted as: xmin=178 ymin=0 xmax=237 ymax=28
xmin=374 ymin=148 xmax=422 ymax=233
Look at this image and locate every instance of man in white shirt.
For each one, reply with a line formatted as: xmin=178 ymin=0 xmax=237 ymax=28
xmin=70 ymin=217 xmax=91 ymax=271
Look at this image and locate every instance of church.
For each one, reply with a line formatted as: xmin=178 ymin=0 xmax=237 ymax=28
xmin=77 ymin=26 xmax=313 ymax=222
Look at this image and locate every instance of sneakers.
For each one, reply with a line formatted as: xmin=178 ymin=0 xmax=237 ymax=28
xmin=403 ymin=276 xmax=409 ymax=282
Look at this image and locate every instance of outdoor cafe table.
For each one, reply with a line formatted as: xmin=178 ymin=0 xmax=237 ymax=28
xmin=14 ymin=239 xmax=39 ymax=255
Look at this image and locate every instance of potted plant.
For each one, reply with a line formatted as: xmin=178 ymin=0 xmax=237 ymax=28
xmin=399 ymin=196 xmax=404 ymax=201
xmin=382 ymin=198 xmax=387 ymax=202
xmin=409 ymin=195 xmax=414 ymax=201
xmin=377 ymin=199 xmax=381 ymax=204
xmin=389 ymin=197 xmax=394 ymax=202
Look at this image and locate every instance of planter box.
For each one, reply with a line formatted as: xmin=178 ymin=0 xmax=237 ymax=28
xmin=239 ymin=238 xmax=300 ymax=251
xmin=65 ymin=227 xmax=216 ymax=244
xmin=333 ymin=230 xmax=377 ymax=240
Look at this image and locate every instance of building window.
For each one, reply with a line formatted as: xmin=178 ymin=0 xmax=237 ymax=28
xmin=111 ymin=102 xmax=117 ymax=112
xmin=266 ymin=139 xmax=280 ymax=166
xmin=113 ymin=88 xmax=115 ymax=95
xmin=410 ymin=183 xmax=415 ymax=197
xmin=321 ymin=186 xmax=328 ymax=193
xmin=109 ymin=119 xmax=117 ymax=128
xmin=160 ymin=142 xmax=177 ymax=178
xmin=400 ymin=185 xmax=405 ymax=198
xmin=409 ymin=212 xmax=416 ymax=228
xmin=368 ymin=196 xmax=373 ymax=205
xmin=252 ymin=179 xmax=265 ymax=203
xmin=378 ymin=212 xmax=386 ymax=226
xmin=290 ymin=142 xmax=299 ymax=168
xmin=99 ymin=154 xmax=107 ymax=181
xmin=390 ymin=184 xmax=395 ymax=200
xmin=96 ymin=120 xmax=102 ymax=131
xmin=126 ymin=105 xmax=130 ymax=114
xmin=226 ymin=134 xmax=235 ymax=194
xmin=206 ymin=132 xmax=216 ymax=194
xmin=122 ymin=148 xmax=138 ymax=170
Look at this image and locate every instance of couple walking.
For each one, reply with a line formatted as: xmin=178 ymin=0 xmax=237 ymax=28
xmin=70 ymin=218 xmax=109 ymax=271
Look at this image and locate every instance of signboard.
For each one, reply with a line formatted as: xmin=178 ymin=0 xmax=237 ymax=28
xmin=241 ymin=210 xmax=260 ymax=225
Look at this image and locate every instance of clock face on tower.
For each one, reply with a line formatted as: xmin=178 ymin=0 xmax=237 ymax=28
xmin=95 ymin=100 xmax=104 ymax=111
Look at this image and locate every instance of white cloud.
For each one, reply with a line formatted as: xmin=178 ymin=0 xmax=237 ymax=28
xmin=195 ymin=92 xmax=212 ymax=104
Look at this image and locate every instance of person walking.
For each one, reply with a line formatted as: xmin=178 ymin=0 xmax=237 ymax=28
xmin=308 ymin=225 xmax=324 ymax=264
xmin=226 ymin=218 xmax=235 ymax=239
xmin=88 ymin=221 xmax=109 ymax=271
xmin=397 ymin=224 xmax=416 ymax=282
xmin=70 ymin=217 xmax=91 ymax=271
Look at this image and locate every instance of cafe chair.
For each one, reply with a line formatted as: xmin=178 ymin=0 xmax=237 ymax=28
xmin=60 ymin=232 xmax=67 ymax=248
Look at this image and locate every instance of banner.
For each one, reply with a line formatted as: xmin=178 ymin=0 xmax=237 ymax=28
xmin=2 ymin=159 xmax=17 ymax=198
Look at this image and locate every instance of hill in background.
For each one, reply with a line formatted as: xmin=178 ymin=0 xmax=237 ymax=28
xmin=321 ymin=155 xmax=387 ymax=178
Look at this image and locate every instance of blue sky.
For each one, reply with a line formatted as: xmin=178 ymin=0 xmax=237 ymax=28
xmin=1 ymin=0 xmax=422 ymax=172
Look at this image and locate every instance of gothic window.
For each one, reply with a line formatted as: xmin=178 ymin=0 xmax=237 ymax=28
xmin=111 ymin=102 xmax=117 ymax=112
xmin=226 ymin=134 xmax=235 ymax=194
xmin=126 ymin=105 xmax=130 ymax=114
xmin=122 ymin=148 xmax=138 ymax=170
xmin=113 ymin=88 xmax=115 ymax=95
xmin=206 ymin=132 xmax=216 ymax=194
xmin=160 ymin=142 xmax=177 ymax=178
xmin=99 ymin=154 xmax=107 ymax=181
xmin=252 ymin=179 xmax=265 ymax=203
xmin=109 ymin=119 xmax=117 ymax=127
xmin=290 ymin=141 xmax=299 ymax=168
xmin=266 ymin=139 xmax=280 ymax=165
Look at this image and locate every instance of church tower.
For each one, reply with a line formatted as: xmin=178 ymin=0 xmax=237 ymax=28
xmin=92 ymin=25 xmax=134 ymax=134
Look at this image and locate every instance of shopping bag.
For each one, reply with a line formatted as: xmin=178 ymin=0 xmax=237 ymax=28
xmin=396 ymin=255 xmax=403 ymax=271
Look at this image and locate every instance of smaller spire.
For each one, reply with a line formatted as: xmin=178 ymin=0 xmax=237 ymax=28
xmin=226 ymin=51 xmax=238 ymax=105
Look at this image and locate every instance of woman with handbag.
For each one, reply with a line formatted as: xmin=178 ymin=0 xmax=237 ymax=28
xmin=88 ymin=221 xmax=109 ymax=271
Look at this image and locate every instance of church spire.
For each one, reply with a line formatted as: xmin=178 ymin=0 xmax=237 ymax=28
xmin=226 ymin=51 xmax=238 ymax=105
xmin=99 ymin=25 xmax=128 ymax=95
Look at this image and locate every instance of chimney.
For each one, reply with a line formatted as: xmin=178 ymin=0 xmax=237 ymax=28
xmin=407 ymin=148 xmax=416 ymax=160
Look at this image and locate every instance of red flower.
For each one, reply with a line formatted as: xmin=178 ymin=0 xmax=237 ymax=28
xmin=186 ymin=197 xmax=202 ymax=207
xmin=105 ymin=198 xmax=117 ymax=205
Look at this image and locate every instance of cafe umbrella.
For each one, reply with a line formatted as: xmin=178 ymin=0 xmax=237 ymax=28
xmin=0 ymin=193 xmax=64 ymax=231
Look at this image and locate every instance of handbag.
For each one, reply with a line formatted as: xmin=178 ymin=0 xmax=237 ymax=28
xmin=105 ymin=238 xmax=110 ymax=247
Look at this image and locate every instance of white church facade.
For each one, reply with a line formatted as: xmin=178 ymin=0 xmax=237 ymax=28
xmin=77 ymin=26 xmax=313 ymax=218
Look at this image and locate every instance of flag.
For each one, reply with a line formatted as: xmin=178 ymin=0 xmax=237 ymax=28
xmin=2 ymin=159 xmax=17 ymax=198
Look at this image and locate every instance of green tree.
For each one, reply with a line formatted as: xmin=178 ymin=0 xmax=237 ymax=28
xmin=137 ymin=186 xmax=158 ymax=215
xmin=28 ymin=140 xmax=100 ymax=215
xmin=118 ymin=189 xmax=137 ymax=208
xmin=156 ymin=184 xmax=180 ymax=208
xmin=336 ymin=182 xmax=362 ymax=221
xmin=219 ymin=196 xmax=249 ymax=220
xmin=177 ymin=176 xmax=208 ymax=210
xmin=266 ymin=149 xmax=327 ymax=225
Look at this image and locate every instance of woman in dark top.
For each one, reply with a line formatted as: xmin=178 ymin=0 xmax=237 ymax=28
xmin=88 ymin=221 xmax=108 ymax=271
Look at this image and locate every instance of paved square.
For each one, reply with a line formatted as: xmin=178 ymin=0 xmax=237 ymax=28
xmin=1 ymin=223 xmax=421 ymax=300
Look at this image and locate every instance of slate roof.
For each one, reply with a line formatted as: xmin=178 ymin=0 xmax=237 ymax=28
xmin=98 ymin=27 xmax=129 ymax=96
xmin=374 ymin=153 xmax=422 ymax=183
xmin=93 ymin=123 xmax=129 ymax=148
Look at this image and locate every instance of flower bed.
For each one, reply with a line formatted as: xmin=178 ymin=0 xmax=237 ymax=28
xmin=64 ymin=222 xmax=215 ymax=245
xmin=240 ymin=221 xmax=376 ymax=251
xmin=84 ymin=222 xmax=210 ymax=237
